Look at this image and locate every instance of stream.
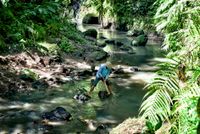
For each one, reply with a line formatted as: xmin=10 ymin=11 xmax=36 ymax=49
xmin=0 ymin=24 xmax=164 ymax=134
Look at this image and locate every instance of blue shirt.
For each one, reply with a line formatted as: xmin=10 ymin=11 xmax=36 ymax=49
xmin=96 ymin=64 xmax=111 ymax=80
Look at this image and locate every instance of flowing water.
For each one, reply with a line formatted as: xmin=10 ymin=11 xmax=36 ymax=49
xmin=0 ymin=24 xmax=164 ymax=133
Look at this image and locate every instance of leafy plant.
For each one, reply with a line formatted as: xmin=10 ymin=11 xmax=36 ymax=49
xmin=140 ymin=0 xmax=200 ymax=133
xmin=59 ymin=37 xmax=75 ymax=53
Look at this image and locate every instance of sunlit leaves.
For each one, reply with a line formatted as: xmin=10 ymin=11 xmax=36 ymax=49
xmin=140 ymin=0 xmax=200 ymax=133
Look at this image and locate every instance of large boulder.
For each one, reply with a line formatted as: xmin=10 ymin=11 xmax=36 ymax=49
xmin=82 ymin=14 xmax=99 ymax=24
xmin=89 ymin=50 xmax=109 ymax=61
xmin=127 ymin=30 xmax=144 ymax=37
xmin=83 ymin=29 xmax=98 ymax=39
xmin=131 ymin=34 xmax=148 ymax=46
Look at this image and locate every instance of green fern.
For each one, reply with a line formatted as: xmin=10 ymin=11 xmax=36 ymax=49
xmin=140 ymin=0 xmax=200 ymax=133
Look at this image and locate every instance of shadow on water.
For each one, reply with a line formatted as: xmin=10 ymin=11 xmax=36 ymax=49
xmin=0 ymin=24 xmax=165 ymax=133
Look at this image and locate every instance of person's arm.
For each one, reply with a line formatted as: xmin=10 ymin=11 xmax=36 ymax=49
xmin=104 ymin=67 xmax=112 ymax=80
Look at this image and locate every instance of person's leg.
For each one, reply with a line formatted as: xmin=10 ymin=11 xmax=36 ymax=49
xmin=104 ymin=80 xmax=112 ymax=95
xmin=88 ymin=77 xmax=99 ymax=95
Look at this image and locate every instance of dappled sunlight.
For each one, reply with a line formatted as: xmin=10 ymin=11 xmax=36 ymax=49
xmin=97 ymin=116 xmax=118 ymax=124
xmin=38 ymin=42 xmax=58 ymax=52
xmin=130 ymin=72 xmax=157 ymax=84
xmin=147 ymin=57 xmax=174 ymax=63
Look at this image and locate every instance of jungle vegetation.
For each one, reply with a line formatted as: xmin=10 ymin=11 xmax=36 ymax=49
xmin=0 ymin=0 xmax=199 ymax=133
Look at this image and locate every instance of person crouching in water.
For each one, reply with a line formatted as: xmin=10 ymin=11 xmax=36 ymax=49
xmin=88 ymin=62 xmax=113 ymax=96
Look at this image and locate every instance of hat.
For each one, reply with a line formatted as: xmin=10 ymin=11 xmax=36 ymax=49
xmin=105 ymin=61 xmax=112 ymax=68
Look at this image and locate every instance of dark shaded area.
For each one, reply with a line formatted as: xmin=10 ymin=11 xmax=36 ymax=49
xmin=82 ymin=13 xmax=99 ymax=24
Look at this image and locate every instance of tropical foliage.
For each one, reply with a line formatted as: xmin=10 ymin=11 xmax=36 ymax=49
xmin=84 ymin=0 xmax=157 ymax=30
xmin=140 ymin=0 xmax=200 ymax=133
xmin=0 ymin=0 xmax=85 ymax=53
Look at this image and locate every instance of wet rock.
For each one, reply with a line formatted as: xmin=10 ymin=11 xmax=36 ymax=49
xmin=96 ymin=124 xmax=109 ymax=134
xmin=120 ymin=45 xmax=132 ymax=51
xmin=131 ymin=34 xmax=148 ymax=46
xmin=105 ymin=39 xmax=115 ymax=44
xmin=113 ymin=68 xmax=125 ymax=74
xmin=77 ymin=70 xmax=93 ymax=77
xmin=127 ymin=29 xmax=144 ymax=37
xmin=83 ymin=29 xmax=98 ymax=39
xmin=82 ymin=14 xmax=99 ymax=24
xmin=73 ymin=90 xmax=91 ymax=103
xmin=130 ymin=66 xmax=140 ymax=72
xmin=96 ymin=42 xmax=107 ymax=48
xmin=115 ymin=41 xmax=124 ymax=47
xmin=98 ymin=91 xmax=111 ymax=100
xmin=42 ymin=107 xmax=72 ymax=121
xmin=32 ymin=79 xmax=49 ymax=89
xmin=128 ymin=49 xmax=136 ymax=54
xmin=89 ymin=50 xmax=109 ymax=61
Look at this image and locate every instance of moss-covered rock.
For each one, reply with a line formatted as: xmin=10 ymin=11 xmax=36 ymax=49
xmin=83 ymin=29 xmax=98 ymax=39
xmin=127 ymin=30 xmax=145 ymax=37
xmin=82 ymin=14 xmax=99 ymax=24
xmin=20 ymin=69 xmax=39 ymax=82
xmin=131 ymin=34 xmax=148 ymax=46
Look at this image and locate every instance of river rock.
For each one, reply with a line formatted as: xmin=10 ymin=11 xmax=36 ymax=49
xmin=127 ymin=30 xmax=144 ymax=37
xmin=82 ymin=14 xmax=99 ymax=24
xmin=73 ymin=90 xmax=91 ymax=103
xmin=41 ymin=107 xmax=72 ymax=121
xmin=113 ymin=68 xmax=125 ymax=74
xmin=96 ymin=42 xmax=107 ymax=48
xmin=98 ymin=91 xmax=111 ymax=100
xmin=131 ymin=34 xmax=148 ymax=46
xmin=89 ymin=50 xmax=109 ymax=61
xmin=96 ymin=124 xmax=109 ymax=134
xmin=105 ymin=39 xmax=115 ymax=44
xmin=120 ymin=45 xmax=132 ymax=51
xmin=130 ymin=66 xmax=140 ymax=72
xmin=83 ymin=29 xmax=98 ymax=39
